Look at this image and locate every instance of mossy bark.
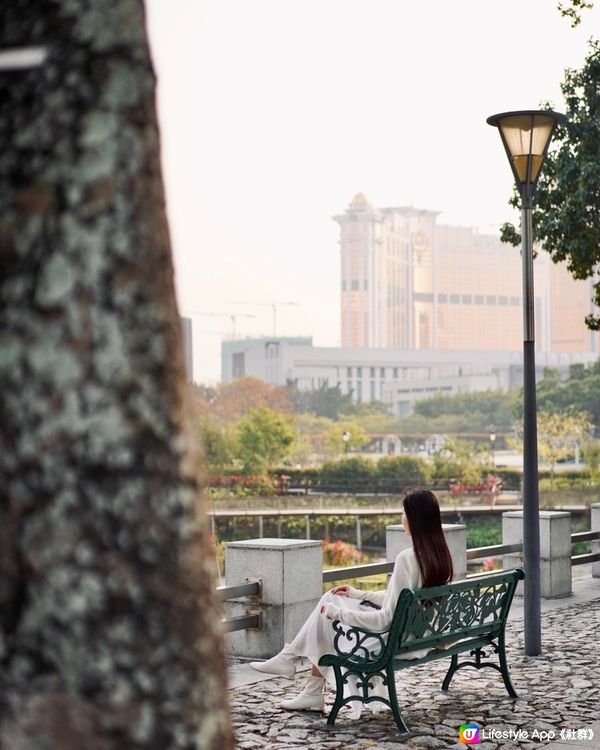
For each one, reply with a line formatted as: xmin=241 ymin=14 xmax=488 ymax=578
xmin=0 ymin=2 xmax=233 ymax=748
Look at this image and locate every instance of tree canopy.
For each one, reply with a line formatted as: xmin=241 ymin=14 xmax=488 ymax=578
xmin=535 ymin=359 xmax=600 ymax=429
xmin=500 ymin=39 xmax=600 ymax=329
xmin=193 ymin=377 xmax=293 ymax=422
xmin=236 ymin=407 xmax=296 ymax=473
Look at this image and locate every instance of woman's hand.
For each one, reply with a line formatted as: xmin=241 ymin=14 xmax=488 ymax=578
xmin=330 ymin=585 xmax=350 ymax=596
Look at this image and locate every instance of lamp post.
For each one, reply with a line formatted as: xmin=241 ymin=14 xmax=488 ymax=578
xmin=487 ymin=110 xmax=566 ymax=656
xmin=489 ymin=431 xmax=496 ymax=466
xmin=342 ymin=430 xmax=350 ymax=455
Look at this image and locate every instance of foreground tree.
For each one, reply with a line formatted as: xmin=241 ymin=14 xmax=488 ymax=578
xmin=500 ymin=40 xmax=600 ymax=329
xmin=0 ymin=3 xmax=232 ymax=749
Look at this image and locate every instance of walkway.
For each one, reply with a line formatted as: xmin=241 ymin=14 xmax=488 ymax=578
xmin=227 ymin=576 xmax=600 ymax=749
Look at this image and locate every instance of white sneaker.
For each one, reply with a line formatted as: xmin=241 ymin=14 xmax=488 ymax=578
xmin=249 ymin=644 xmax=296 ymax=678
xmin=281 ymin=675 xmax=325 ymax=712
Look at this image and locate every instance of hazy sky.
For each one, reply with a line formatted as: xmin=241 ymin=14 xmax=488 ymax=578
xmin=145 ymin=0 xmax=599 ymax=383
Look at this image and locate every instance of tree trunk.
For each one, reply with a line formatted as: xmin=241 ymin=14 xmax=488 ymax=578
xmin=0 ymin=2 xmax=233 ymax=748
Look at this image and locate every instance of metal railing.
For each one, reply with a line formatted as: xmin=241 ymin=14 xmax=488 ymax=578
xmin=571 ymin=530 xmax=600 ymax=566
xmin=220 ymin=530 xmax=600 ymax=632
xmin=216 ymin=581 xmax=260 ymax=601
xmin=218 ymin=580 xmax=262 ymax=633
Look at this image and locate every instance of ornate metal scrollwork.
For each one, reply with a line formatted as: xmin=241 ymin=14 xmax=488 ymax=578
xmin=331 ymin=619 xmax=387 ymax=665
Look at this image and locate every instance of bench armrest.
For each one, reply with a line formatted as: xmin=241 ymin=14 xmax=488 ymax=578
xmin=319 ymin=619 xmax=389 ymax=668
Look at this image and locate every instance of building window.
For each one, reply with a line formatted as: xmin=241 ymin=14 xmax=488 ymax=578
xmin=380 ymin=367 xmax=385 ymax=378
xmin=356 ymin=381 xmax=362 ymax=401
xmin=347 ymin=380 xmax=353 ymax=395
xmin=347 ymin=366 xmax=352 ymax=377
xmin=393 ymin=367 xmax=399 ymax=378
xmin=357 ymin=367 xmax=362 ymax=377
xmin=232 ymin=352 xmax=245 ymax=378
xmin=370 ymin=367 xmax=375 ymax=377
xmin=370 ymin=381 xmax=376 ymax=400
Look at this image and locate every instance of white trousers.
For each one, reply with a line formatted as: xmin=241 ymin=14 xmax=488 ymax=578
xmin=288 ymin=591 xmax=388 ymax=717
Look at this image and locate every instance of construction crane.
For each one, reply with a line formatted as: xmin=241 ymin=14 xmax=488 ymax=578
xmin=183 ymin=311 xmax=257 ymax=339
xmin=225 ymin=301 xmax=300 ymax=336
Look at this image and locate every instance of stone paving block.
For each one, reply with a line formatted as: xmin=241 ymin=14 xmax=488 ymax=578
xmin=228 ymin=595 xmax=600 ymax=749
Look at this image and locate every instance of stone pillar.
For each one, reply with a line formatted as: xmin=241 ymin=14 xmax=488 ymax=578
xmin=592 ymin=504 xmax=600 ymax=579
xmin=224 ymin=538 xmax=322 ymax=658
xmin=356 ymin=516 xmax=362 ymax=550
xmin=503 ymin=510 xmax=571 ymax=598
xmin=386 ymin=523 xmax=467 ymax=581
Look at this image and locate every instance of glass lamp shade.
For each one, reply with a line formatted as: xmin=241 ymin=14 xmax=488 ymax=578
xmin=487 ymin=110 xmax=566 ymax=196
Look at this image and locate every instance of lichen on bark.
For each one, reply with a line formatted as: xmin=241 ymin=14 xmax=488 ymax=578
xmin=0 ymin=2 xmax=234 ymax=748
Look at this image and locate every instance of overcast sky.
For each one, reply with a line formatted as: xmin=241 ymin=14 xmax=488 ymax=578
xmin=145 ymin=0 xmax=599 ymax=383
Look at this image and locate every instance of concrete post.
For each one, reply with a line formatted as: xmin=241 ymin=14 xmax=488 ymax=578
xmin=224 ymin=538 xmax=322 ymax=658
xmin=386 ymin=523 xmax=467 ymax=581
xmin=592 ymin=504 xmax=600 ymax=579
xmin=503 ymin=510 xmax=571 ymax=598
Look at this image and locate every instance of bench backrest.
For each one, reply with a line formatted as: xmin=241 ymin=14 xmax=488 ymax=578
xmin=390 ymin=568 xmax=525 ymax=656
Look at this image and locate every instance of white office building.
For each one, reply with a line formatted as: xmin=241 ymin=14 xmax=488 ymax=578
xmin=221 ymin=337 xmax=596 ymax=416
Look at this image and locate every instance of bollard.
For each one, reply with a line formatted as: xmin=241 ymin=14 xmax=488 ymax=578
xmin=503 ymin=510 xmax=571 ymax=598
xmin=386 ymin=523 xmax=467 ymax=581
xmin=224 ymin=538 xmax=322 ymax=658
xmin=592 ymin=504 xmax=600 ymax=579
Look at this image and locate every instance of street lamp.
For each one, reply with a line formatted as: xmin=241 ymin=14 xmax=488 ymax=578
xmin=487 ymin=109 xmax=566 ymax=656
xmin=342 ymin=430 xmax=350 ymax=454
xmin=489 ymin=431 xmax=496 ymax=466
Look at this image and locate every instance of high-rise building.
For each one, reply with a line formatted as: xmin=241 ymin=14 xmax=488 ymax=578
xmin=334 ymin=194 xmax=599 ymax=354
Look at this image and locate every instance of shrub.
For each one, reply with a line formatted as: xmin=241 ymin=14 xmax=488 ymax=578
xmin=376 ymin=456 xmax=432 ymax=490
xmin=318 ymin=457 xmax=376 ymax=493
xmin=322 ymin=539 xmax=364 ymax=566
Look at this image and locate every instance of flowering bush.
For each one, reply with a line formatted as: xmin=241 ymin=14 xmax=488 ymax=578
xmin=450 ymin=474 xmax=503 ymax=495
xmin=208 ymin=474 xmax=277 ymax=496
xmin=322 ymin=539 xmax=364 ymax=567
xmin=482 ymin=557 xmax=500 ymax=572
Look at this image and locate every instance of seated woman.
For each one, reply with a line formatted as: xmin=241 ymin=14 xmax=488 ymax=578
xmin=249 ymin=488 xmax=453 ymax=714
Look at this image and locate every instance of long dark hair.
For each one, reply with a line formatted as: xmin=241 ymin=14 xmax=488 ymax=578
xmin=403 ymin=489 xmax=453 ymax=588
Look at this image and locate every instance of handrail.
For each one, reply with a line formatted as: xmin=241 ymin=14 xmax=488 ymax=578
xmin=467 ymin=542 xmax=523 ymax=560
xmin=221 ymin=613 xmax=261 ymax=633
xmin=571 ymin=530 xmax=600 ymax=542
xmin=323 ymin=561 xmax=394 ymax=583
xmin=216 ymin=580 xmax=261 ymax=602
xmin=572 ymin=552 xmax=600 ymax=566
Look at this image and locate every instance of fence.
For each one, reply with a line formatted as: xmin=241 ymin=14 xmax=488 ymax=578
xmin=219 ymin=504 xmax=600 ymax=657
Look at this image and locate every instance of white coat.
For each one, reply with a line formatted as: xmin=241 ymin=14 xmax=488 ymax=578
xmin=288 ymin=547 xmax=426 ymax=717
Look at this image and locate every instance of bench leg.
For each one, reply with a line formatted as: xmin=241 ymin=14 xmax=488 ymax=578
xmin=325 ymin=666 xmax=345 ymax=727
xmin=386 ymin=665 xmax=409 ymax=734
xmin=441 ymin=654 xmax=458 ymax=692
xmin=498 ymin=636 xmax=518 ymax=699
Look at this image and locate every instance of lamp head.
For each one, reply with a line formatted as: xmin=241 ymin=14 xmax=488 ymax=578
xmin=487 ymin=110 xmax=566 ymax=207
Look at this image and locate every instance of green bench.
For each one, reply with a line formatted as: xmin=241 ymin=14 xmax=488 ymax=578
xmin=319 ymin=568 xmax=525 ymax=734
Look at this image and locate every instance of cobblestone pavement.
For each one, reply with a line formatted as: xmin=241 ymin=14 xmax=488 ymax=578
xmin=228 ymin=596 xmax=600 ymax=749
